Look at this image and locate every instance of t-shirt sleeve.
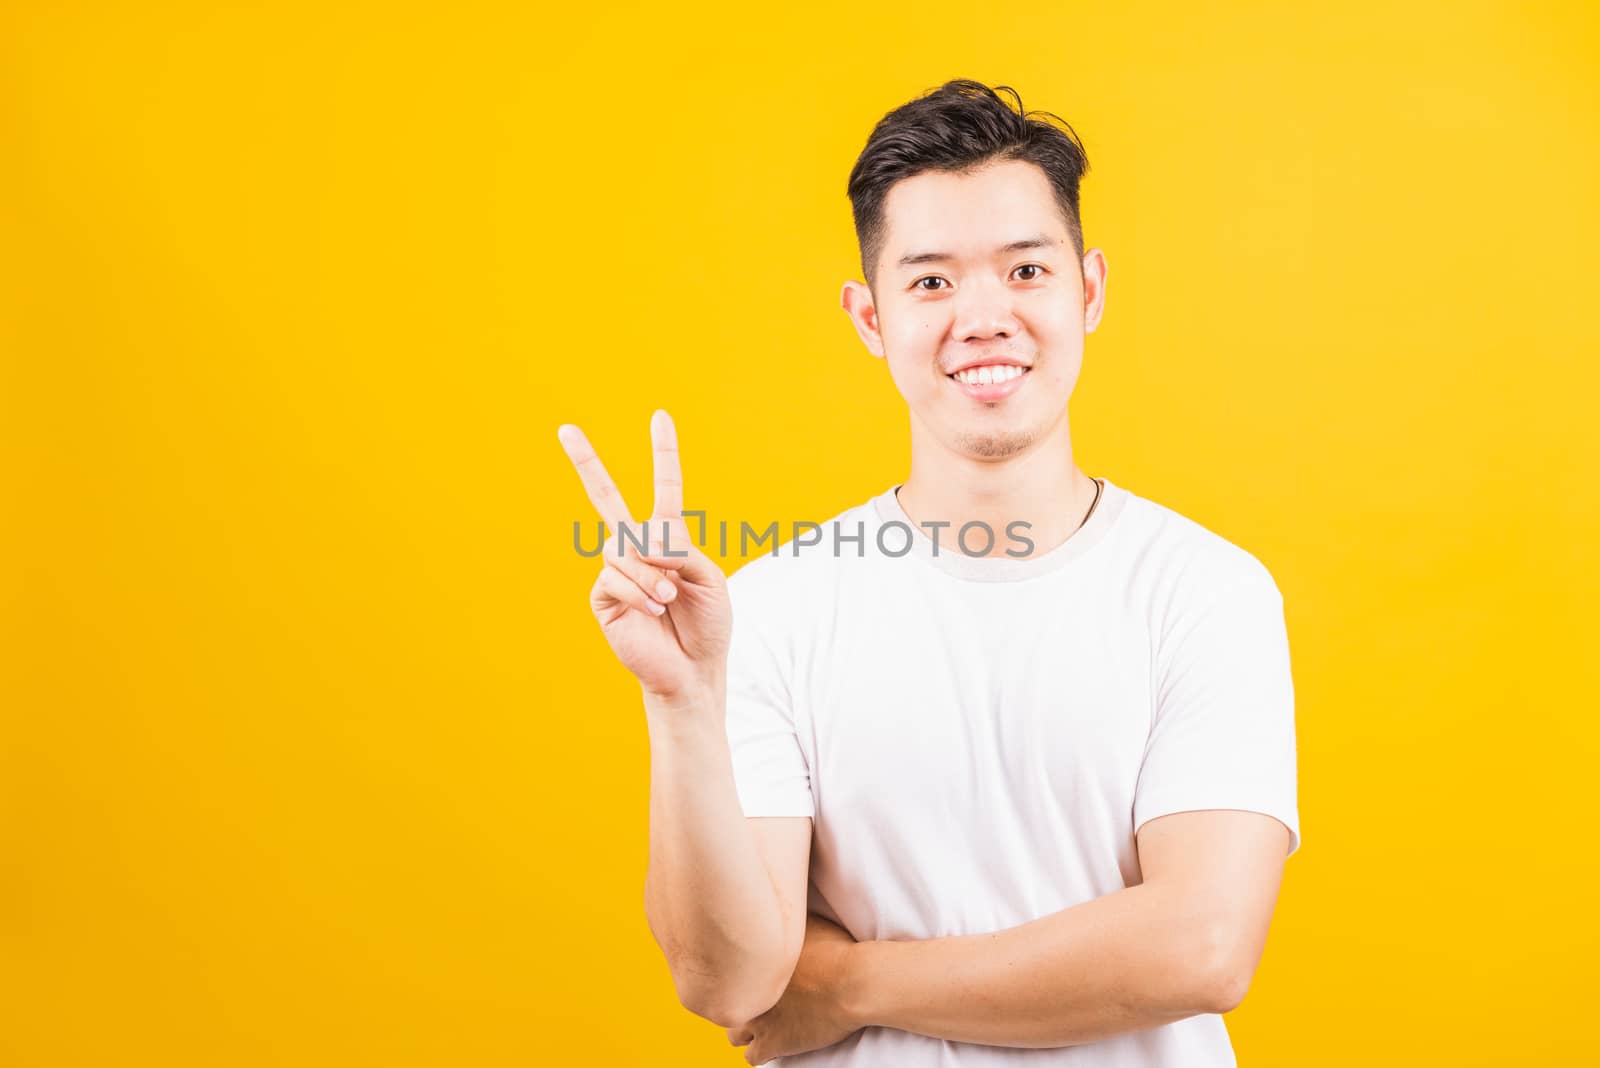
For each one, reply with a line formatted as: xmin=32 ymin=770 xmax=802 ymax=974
xmin=722 ymin=567 xmax=815 ymax=819
xmin=1133 ymin=553 xmax=1302 ymax=857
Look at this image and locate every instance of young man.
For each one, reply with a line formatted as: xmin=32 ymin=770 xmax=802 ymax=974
xmin=557 ymin=79 xmax=1300 ymax=1066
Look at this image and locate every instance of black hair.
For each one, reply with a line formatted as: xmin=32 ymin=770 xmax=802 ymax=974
xmin=846 ymin=79 xmax=1090 ymax=289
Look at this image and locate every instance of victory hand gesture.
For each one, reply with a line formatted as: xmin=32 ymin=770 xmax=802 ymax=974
xmin=557 ymin=410 xmax=731 ymax=704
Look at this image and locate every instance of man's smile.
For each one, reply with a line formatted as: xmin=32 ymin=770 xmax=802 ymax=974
xmin=946 ymin=362 xmax=1031 ymax=401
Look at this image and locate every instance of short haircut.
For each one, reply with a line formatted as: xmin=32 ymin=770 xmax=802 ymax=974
xmin=846 ymin=79 xmax=1091 ymax=289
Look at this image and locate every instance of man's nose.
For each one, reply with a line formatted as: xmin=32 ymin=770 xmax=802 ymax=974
xmin=951 ymin=275 xmax=1021 ymax=342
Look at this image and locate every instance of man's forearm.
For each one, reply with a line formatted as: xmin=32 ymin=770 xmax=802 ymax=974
xmin=844 ymin=880 xmax=1235 ymax=1048
xmin=642 ymin=682 xmax=791 ymax=1024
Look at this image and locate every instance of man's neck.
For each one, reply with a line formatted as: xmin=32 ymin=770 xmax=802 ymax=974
xmin=895 ymin=420 xmax=1097 ymax=561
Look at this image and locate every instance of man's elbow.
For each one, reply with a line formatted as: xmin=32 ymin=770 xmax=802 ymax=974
xmin=650 ymin=902 xmax=800 ymax=1026
xmin=1193 ymin=930 xmax=1254 ymax=1015
xmin=678 ymin=981 xmax=783 ymax=1030
xmin=673 ymin=960 xmax=792 ymax=1029
xmin=1200 ymin=964 xmax=1251 ymax=1015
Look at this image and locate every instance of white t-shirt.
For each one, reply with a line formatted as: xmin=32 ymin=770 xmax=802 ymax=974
xmin=722 ymin=476 xmax=1301 ymax=1067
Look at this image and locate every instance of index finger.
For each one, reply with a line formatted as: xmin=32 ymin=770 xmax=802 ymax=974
xmin=556 ymin=423 xmax=636 ymax=533
xmin=650 ymin=409 xmax=684 ymax=518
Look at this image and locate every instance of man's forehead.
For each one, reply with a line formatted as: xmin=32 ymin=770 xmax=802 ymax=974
xmin=880 ymin=165 xmax=1068 ymax=264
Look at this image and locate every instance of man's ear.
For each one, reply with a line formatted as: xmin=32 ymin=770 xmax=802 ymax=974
xmin=1082 ymin=248 xmax=1108 ymax=334
xmin=840 ymin=280 xmax=886 ymax=359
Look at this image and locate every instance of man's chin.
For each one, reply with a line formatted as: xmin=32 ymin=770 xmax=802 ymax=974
xmin=951 ymin=427 xmax=1040 ymax=460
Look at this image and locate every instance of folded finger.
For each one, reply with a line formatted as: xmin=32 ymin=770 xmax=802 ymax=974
xmin=592 ymin=564 xmax=666 ymax=619
xmin=603 ymin=541 xmax=679 ymax=604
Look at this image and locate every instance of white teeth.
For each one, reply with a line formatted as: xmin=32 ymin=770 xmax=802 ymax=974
xmin=954 ymin=365 xmax=1025 ymax=385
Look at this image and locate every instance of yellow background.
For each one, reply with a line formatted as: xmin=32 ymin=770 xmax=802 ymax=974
xmin=5 ymin=2 xmax=1597 ymax=1064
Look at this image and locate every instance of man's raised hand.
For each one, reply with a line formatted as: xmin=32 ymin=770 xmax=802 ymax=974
xmin=556 ymin=410 xmax=731 ymax=705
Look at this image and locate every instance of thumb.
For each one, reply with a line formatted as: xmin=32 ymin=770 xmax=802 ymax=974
xmin=636 ymin=514 xmax=724 ymax=585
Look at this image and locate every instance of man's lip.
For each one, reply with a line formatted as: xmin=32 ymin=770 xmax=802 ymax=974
xmin=947 ymin=365 xmax=1030 ymax=400
xmin=945 ymin=358 xmax=1033 ymax=375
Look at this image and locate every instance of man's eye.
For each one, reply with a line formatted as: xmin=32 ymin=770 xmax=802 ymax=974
xmin=915 ymin=266 xmax=1045 ymax=290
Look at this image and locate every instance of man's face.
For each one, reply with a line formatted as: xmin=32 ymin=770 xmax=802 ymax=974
xmin=841 ymin=158 xmax=1107 ymax=461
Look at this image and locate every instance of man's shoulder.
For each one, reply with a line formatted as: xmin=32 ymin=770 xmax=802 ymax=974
xmin=1115 ymin=482 xmax=1282 ymax=602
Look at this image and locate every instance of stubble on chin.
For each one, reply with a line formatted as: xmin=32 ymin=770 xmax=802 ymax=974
xmin=952 ymin=423 xmax=1042 ymax=460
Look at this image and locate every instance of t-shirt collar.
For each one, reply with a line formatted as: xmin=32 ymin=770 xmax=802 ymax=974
xmin=867 ymin=477 xmax=1128 ymax=582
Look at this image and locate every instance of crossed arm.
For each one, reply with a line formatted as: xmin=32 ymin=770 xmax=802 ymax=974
xmin=725 ymin=808 xmax=1291 ymax=1062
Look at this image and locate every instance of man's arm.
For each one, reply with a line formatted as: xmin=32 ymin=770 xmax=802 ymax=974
xmin=839 ymin=809 xmax=1290 ymax=1048
xmin=643 ymin=684 xmax=813 ymax=1027
xmin=554 ymin=413 xmax=813 ymax=1030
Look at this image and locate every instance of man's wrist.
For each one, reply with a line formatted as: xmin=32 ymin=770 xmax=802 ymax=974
xmin=840 ymin=939 xmax=891 ymax=1030
xmin=641 ymin=673 xmax=726 ymax=724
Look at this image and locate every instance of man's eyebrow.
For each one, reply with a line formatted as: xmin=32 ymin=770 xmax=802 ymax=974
xmin=895 ymin=235 xmax=1059 ymax=268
